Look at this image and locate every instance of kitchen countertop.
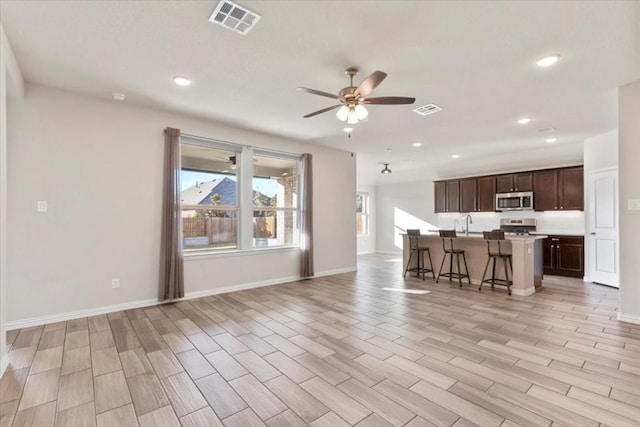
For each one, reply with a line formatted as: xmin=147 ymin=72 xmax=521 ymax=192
xmin=406 ymin=232 xmax=547 ymax=241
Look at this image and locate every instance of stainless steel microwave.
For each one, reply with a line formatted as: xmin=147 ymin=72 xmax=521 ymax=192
xmin=496 ymin=191 xmax=534 ymax=211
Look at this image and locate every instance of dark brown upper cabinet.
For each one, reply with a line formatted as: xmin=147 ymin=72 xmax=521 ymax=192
xmin=477 ymin=175 xmax=496 ymax=211
xmin=460 ymin=178 xmax=477 ymax=213
xmin=533 ymin=166 xmax=583 ymax=211
xmin=434 ymin=181 xmax=447 ymax=213
xmin=446 ymin=180 xmax=460 ymax=213
xmin=496 ymin=172 xmax=533 ymax=193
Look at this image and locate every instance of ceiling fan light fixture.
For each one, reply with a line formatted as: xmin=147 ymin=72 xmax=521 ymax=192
xmin=354 ymin=104 xmax=368 ymax=120
xmin=347 ymin=108 xmax=359 ymax=124
xmin=336 ymin=105 xmax=349 ymax=121
xmin=381 ymin=163 xmax=392 ymax=174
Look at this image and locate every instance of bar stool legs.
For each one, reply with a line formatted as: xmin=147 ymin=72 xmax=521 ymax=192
xmin=479 ymin=255 xmax=512 ymax=295
xmin=403 ymin=247 xmax=435 ymax=280
xmin=436 ymin=251 xmax=471 ymax=287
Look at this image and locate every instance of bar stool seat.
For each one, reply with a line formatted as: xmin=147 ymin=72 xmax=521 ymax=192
xmin=479 ymin=230 xmax=513 ymax=295
xmin=403 ymin=229 xmax=435 ymax=280
xmin=436 ymin=230 xmax=471 ymax=287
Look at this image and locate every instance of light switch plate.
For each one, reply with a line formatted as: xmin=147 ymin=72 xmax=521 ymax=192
xmin=629 ymin=199 xmax=640 ymax=211
xmin=37 ymin=201 xmax=48 ymax=212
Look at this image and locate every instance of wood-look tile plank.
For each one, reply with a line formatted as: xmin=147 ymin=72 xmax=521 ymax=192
xmin=263 ymin=351 xmax=315 ymax=384
xmin=57 ymin=368 xmax=94 ymax=412
xmin=355 ymin=413 xmax=395 ymax=427
xmin=94 ymin=370 xmax=132 ymax=414
xmin=337 ymin=378 xmax=415 ymax=426
xmin=211 ymin=332 xmax=250 ymax=355
xmin=234 ymin=350 xmax=280 ymax=382
xmin=89 ymin=330 xmax=115 ymax=351
xmin=64 ymin=330 xmax=89 ymax=351
xmin=0 ymin=368 xmax=29 ymax=403
xmin=221 ymin=408 xmax=266 ymax=427
xmin=162 ymin=333 xmax=195 ymax=354
xmin=322 ymin=353 xmax=386 ymax=388
xmin=147 ymin=349 xmax=184 ymax=378
xmin=17 ymin=368 xmax=60 ymax=411
xmin=66 ymin=319 xmax=88 ymax=333
xmin=264 ymin=409 xmax=307 ymax=427
xmin=96 ymin=404 xmax=138 ymax=427
xmin=38 ymin=330 xmax=66 ymax=350
xmin=308 ymin=411 xmax=351 ymax=427
xmin=60 ymin=346 xmax=91 ymax=375
xmin=12 ymin=327 xmax=44 ymax=350
xmin=0 ymin=400 xmax=19 ymax=427
xmin=229 ymin=374 xmax=287 ymax=421
xmin=12 ymin=401 xmax=56 ymax=427
xmin=294 ymin=352 xmax=350 ymax=386
xmin=6 ymin=346 xmax=37 ymax=371
xmin=126 ymin=373 xmax=170 ymax=416
xmin=55 ymin=401 xmax=96 ymax=427
xmin=137 ymin=405 xmax=180 ymax=427
xmin=237 ymin=334 xmax=277 ymax=356
xmin=88 ymin=315 xmax=111 ymax=333
xmin=195 ymin=373 xmax=247 ymax=420
xmin=300 ymin=377 xmax=371 ymax=425
xmin=160 ymin=372 xmax=208 ymax=417
xmin=119 ymin=347 xmax=154 ymax=378
xmin=186 ymin=332 xmax=221 ymax=355
xmin=263 ymin=334 xmax=305 ymax=358
xmin=264 ymin=375 xmax=329 ymax=423
xmin=448 ymin=356 xmax=531 ymax=393
xmin=179 ymin=407 xmax=223 ymax=427
xmin=204 ymin=350 xmax=247 ymax=381
xmin=176 ymin=349 xmax=216 ymax=380
xmin=91 ymin=347 xmax=122 ymax=376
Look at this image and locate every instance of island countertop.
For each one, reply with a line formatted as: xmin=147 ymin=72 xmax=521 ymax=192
xmin=403 ymin=233 xmax=544 ymax=296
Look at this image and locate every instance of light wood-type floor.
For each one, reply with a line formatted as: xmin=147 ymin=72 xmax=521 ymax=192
xmin=1 ymin=253 xmax=639 ymax=427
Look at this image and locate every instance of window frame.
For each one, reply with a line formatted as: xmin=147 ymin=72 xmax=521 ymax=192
xmin=180 ymin=134 xmax=302 ymax=255
xmin=356 ymin=192 xmax=370 ymax=235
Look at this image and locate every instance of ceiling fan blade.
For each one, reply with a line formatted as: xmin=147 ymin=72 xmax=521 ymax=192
xmin=354 ymin=71 xmax=387 ymax=97
xmin=364 ymin=96 xmax=416 ymax=105
xmin=296 ymin=87 xmax=339 ymax=99
xmin=303 ymin=104 xmax=342 ymax=118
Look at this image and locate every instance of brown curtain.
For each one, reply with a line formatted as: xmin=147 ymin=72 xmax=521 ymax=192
xmin=300 ymin=153 xmax=314 ymax=278
xmin=159 ymin=127 xmax=184 ymax=300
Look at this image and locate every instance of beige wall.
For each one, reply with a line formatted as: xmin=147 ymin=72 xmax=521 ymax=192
xmin=618 ymin=79 xmax=640 ymax=323
xmin=6 ymin=84 xmax=356 ymax=324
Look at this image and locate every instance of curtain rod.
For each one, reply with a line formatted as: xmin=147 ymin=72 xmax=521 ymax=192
xmin=181 ymin=132 xmax=302 ymax=159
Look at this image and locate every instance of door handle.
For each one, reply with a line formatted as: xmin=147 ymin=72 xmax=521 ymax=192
xmin=590 ymin=232 xmax=596 ymax=235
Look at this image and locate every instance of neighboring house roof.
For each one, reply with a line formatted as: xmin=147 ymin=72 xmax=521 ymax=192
xmin=181 ymin=177 xmax=238 ymax=206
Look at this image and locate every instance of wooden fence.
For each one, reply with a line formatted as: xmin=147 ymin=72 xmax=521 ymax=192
xmin=183 ymin=217 xmax=276 ymax=243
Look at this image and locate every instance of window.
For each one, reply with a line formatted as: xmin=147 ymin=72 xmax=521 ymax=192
xmin=357 ymin=192 xmax=369 ymax=235
xmin=180 ymin=136 xmax=301 ymax=253
xmin=252 ymin=152 xmax=300 ymax=247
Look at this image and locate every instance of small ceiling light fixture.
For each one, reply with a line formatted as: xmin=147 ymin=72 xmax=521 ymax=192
xmin=337 ymin=104 xmax=369 ymax=124
xmin=343 ymin=127 xmax=353 ymax=132
xmin=412 ymin=142 xmax=422 ymax=147
xmin=451 ymin=154 xmax=460 ymax=159
xmin=386 ymin=148 xmax=393 ymax=152
xmin=536 ymin=54 xmax=561 ymax=67
xmin=517 ymin=117 xmax=532 ymax=124
xmin=381 ymin=163 xmax=392 ymax=174
xmin=173 ymin=76 xmax=192 ymax=86
xmin=111 ymin=92 xmax=126 ymax=101
xmin=546 ymin=137 xmax=558 ymax=143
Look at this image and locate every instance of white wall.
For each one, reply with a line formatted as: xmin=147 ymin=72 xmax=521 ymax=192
xmin=6 ymin=85 xmax=356 ymax=325
xmin=583 ymin=130 xmax=618 ymax=282
xmin=356 ymin=185 xmax=376 ymax=254
xmin=618 ymin=79 xmax=640 ymax=324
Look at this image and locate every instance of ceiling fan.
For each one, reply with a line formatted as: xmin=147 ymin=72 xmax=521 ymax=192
xmin=297 ymin=67 xmax=416 ymax=124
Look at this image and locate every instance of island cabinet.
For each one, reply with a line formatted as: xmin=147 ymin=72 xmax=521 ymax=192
xmin=543 ymin=235 xmax=584 ymax=278
xmin=533 ymin=166 xmax=584 ymax=211
xmin=496 ymin=172 xmax=533 ymax=193
xmin=435 ymin=180 xmax=461 ymax=213
xmin=460 ymin=176 xmax=496 ymax=212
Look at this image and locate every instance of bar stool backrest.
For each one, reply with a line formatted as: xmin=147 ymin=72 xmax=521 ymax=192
xmin=483 ymin=230 xmax=506 ymax=256
xmin=439 ymin=229 xmax=457 ymax=251
xmin=407 ymin=229 xmax=421 ymax=250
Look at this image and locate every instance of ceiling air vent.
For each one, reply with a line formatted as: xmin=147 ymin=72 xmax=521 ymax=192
xmin=209 ymin=0 xmax=261 ymax=35
xmin=412 ymin=103 xmax=442 ymax=116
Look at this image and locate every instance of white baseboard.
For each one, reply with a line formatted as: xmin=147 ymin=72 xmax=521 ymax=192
xmin=5 ymin=266 xmax=357 ymax=331
xmin=618 ymin=312 xmax=640 ymax=325
xmin=376 ymin=250 xmax=402 ymax=255
xmin=357 ymin=251 xmax=376 ymax=255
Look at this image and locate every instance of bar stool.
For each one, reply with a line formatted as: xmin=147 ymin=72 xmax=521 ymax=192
xmin=436 ymin=230 xmax=471 ymax=287
xmin=403 ymin=229 xmax=435 ymax=280
xmin=479 ymin=230 xmax=513 ymax=295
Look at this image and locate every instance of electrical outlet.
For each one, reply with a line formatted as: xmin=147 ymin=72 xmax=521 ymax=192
xmin=37 ymin=201 xmax=48 ymax=212
xmin=628 ymin=199 xmax=640 ymax=211
xmin=112 ymin=278 xmax=120 ymax=289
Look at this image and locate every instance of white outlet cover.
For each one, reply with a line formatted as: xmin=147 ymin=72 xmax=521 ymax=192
xmin=37 ymin=201 xmax=48 ymax=212
xmin=112 ymin=278 xmax=120 ymax=288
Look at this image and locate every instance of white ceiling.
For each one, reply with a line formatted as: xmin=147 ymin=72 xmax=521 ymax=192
xmin=2 ymin=1 xmax=639 ymax=186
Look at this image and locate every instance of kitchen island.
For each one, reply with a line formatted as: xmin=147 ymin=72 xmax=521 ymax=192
xmin=403 ymin=233 xmax=546 ymax=296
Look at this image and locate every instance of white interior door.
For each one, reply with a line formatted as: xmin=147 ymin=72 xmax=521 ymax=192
xmin=588 ymin=168 xmax=619 ymax=287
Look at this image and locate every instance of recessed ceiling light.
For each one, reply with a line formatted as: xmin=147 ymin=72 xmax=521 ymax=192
xmin=546 ymin=137 xmax=558 ymax=143
xmin=412 ymin=142 xmax=422 ymax=147
xmin=536 ymin=54 xmax=561 ymax=67
xmin=343 ymin=127 xmax=353 ymax=132
xmin=517 ymin=117 xmax=532 ymax=124
xmin=173 ymin=76 xmax=192 ymax=86
xmin=451 ymin=154 xmax=460 ymax=159
xmin=111 ymin=92 xmax=126 ymax=101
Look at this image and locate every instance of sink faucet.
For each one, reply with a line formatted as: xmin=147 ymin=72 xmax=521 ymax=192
xmin=464 ymin=214 xmax=473 ymax=236
xmin=453 ymin=218 xmax=460 ymax=232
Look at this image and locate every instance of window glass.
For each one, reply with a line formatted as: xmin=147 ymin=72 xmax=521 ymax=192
xmin=181 ymin=143 xmax=239 ymax=251
xmin=357 ymin=192 xmax=369 ymax=235
xmin=252 ymin=154 xmax=300 ymax=247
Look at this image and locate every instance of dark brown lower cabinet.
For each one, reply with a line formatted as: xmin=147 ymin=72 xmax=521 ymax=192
xmin=543 ymin=235 xmax=584 ymax=278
